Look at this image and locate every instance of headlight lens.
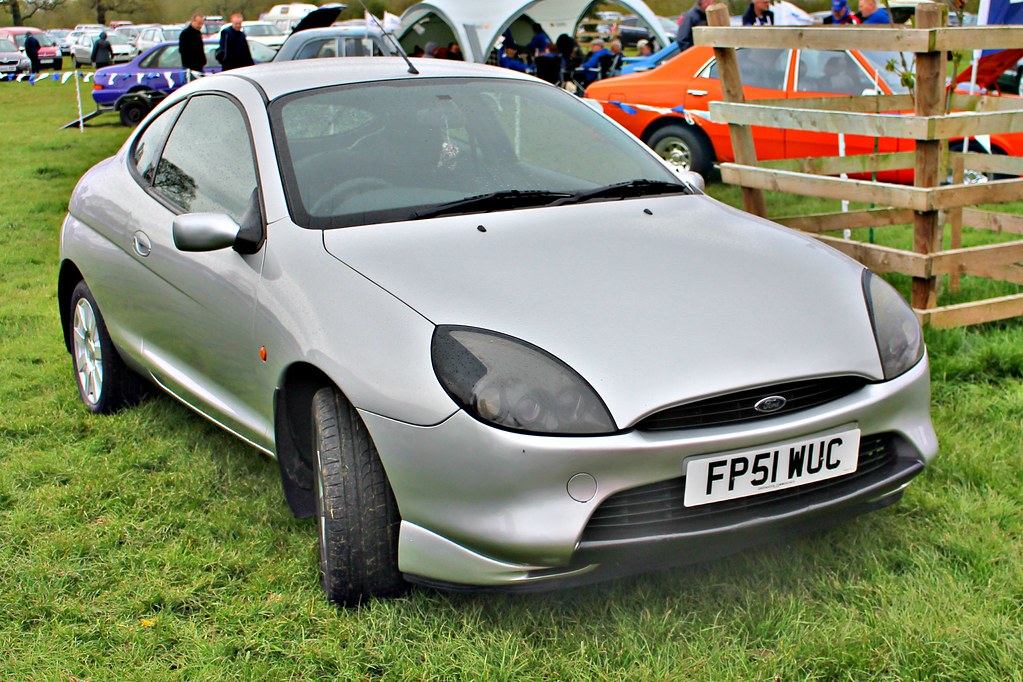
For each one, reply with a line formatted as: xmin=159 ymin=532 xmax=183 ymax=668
xmin=432 ymin=326 xmax=616 ymax=435
xmin=863 ymin=270 xmax=924 ymax=380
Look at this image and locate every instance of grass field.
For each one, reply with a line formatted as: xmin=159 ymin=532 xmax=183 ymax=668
xmin=1 ymin=78 xmax=1022 ymax=681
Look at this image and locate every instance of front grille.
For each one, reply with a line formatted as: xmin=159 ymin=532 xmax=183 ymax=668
xmin=636 ymin=376 xmax=868 ymax=431
xmin=581 ymin=433 xmax=897 ymax=543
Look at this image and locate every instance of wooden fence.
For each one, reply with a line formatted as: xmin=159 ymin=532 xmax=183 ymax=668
xmin=694 ymin=4 xmax=1023 ymax=328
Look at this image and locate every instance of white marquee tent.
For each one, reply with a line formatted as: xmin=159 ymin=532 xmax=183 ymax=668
xmin=398 ymin=0 xmax=671 ymax=63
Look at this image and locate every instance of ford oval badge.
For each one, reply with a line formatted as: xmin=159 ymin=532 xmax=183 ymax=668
xmin=754 ymin=396 xmax=787 ymax=413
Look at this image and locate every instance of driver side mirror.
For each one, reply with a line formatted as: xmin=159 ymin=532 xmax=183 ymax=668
xmin=172 ymin=213 xmax=241 ymax=252
xmin=677 ymin=170 xmax=705 ymax=193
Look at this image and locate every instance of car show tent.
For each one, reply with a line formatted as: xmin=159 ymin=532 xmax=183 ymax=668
xmin=398 ymin=0 xmax=670 ymax=63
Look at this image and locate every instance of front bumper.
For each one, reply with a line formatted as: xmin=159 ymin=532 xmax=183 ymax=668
xmin=360 ymin=356 xmax=936 ymax=589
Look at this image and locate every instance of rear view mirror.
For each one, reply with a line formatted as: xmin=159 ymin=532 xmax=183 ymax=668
xmin=173 ymin=213 xmax=241 ymax=252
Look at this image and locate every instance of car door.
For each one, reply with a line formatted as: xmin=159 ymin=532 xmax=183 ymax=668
xmin=687 ymin=47 xmax=790 ymax=162
xmin=125 ymin=89 xmax=269 ymax=443
xmin=786 ymin=49 xmax=900 ymax=163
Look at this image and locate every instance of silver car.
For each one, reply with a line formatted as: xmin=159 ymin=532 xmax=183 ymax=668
xmin=59 ymin=58 xmax=937 ymax=605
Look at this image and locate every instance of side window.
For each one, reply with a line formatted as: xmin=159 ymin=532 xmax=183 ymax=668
xmin=139 ymin=46 xmax=162 ymax=69
xmin=296 ymin=38 xmax=335 ymax=60
xmin=796 ymin=50 xmax=875 ymax=96
xmin=155 ymin=45 xmax=182 ymax=68
xmin=131 ymin=100 xmax=184 ymax=184
xmin=152 ymin=95 xmax=258 ymax=222
xmin=707 ymin=48 xmax=788 ymax=91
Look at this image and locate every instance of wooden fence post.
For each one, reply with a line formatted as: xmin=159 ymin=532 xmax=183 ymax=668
xmin=912 ymin=3 xmax=945 ymax=310
xmin=707 ymin=4 xmax=768 ymax=217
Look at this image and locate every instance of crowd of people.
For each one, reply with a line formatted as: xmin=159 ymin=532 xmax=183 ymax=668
xmin=493 ymin=23 xmax=626 ymax=91
xmin=676 ymin=0 xmax=891 ymax=52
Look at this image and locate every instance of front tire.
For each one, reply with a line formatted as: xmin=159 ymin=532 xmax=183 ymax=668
xmin=646 ymin=123 xmax=714 ymax=177
xmin=312 ymin=386 xmax=405 ymax=606
xmin=69 ymin=281 xmax=143 ymax=414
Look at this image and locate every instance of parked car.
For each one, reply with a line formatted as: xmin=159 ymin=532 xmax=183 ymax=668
xmin=0 ymin=26 xmax=62 ymax=70
xmin=60 ymin=57 xmax=936 ymax=605
xmin=91 ymin=39 xmax=276 ymax=124
xmin=59 ymin=29 xmax=86 ymax=53
xmin=587 ymin=45 xmax=1023 ymax=178
xmin=619 ymin=40 xmax=679 ymax=75
xmin=241 ymin=20 xmax=287 ymax=51
xmin=46 ymin=28 xmax=72 ymax=46
xmin=0 ymin=36 xmax=30 ymax=76
xmin=134 ymin=24 xmax=182 ymax=53
xmin=272 ymin=25 xmax=392 ymax=60
xmin=112 ymin=25 xmax=146 ymax=42
xmin=70 ymin=31 xmax=135 ymax=67
xmin=271 ymin=4 xmax=393 ymax=61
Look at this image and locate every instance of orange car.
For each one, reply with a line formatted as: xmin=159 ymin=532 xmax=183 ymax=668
xmin=586 ymin=45 xmax=1023 ymax=180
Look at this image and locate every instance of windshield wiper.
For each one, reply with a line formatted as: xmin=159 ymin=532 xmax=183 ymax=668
xmin=410 ymin=190 xmax=574 ymax=220
xmin=550 ymin=179 xmax=693 ymax=207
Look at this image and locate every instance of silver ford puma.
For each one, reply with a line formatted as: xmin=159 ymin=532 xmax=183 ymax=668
xmin=58 ymin=58 xmax=937 ymax=605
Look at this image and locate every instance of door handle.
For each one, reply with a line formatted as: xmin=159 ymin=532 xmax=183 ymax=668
xmin=687 ymin=89 xmax=708 ymax=96
xmin=133 ymin=230 xmax=152 ymax=258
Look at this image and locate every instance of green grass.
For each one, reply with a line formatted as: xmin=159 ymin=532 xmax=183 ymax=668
xmin=2 ymin=80 xmax=1023 ymax=681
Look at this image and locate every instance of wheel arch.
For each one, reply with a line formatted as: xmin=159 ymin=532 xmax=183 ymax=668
xmin=58 ymin=259 xmax=84 ymax=354
xmin=274 ymin=361 xmax=335 ymax=519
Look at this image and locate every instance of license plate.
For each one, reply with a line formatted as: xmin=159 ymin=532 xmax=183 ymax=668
xmin=0 ymin=65 xmax=15 ymax=72
xmin=683 ymin=427 xmax=860 ymax=508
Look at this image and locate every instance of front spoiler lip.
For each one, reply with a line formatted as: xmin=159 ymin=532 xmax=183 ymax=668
xmin=405 ymin=449 xmax=924 ymax=594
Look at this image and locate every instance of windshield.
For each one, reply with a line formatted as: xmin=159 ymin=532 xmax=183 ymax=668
xmin=105 ymin=34 xmax=131 ymax=45
xmin=0 ymin=38 xmax=17 ymax=51
xmin=272 ymin=78 xmax=682 ymax=229
xmin=857 ymin=51 xmax=916 ymax=94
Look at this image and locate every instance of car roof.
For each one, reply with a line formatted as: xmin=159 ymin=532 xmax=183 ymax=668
xmin=219 ymin=57 xmax=532 ymax=101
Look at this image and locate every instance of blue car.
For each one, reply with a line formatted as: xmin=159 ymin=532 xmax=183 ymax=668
xmin=619 ymin=41 xmax=679 ymax=75
xmin=91 ymin=40 xmax=276 ymax=125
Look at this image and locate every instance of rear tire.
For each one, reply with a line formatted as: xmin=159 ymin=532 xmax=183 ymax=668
xmin=119 ymin=99 xmax=148 ymax=127
xmin=311 ymin=386 xmax=405 ymax=606
xmin=69 ymin=281 xmax=144 ymax=414
xmin=646 ymin=123 xmax=714 ymax=178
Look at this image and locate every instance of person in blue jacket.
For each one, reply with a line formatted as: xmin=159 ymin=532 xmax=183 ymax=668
xmin=498 ymin=42 xmax=528 ymax=72
xmin=858 ymin=0 xmax=890 ymax=24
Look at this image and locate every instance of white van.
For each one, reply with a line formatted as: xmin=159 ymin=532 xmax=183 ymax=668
xmin=260 ymin=3 xmax=321 ymax=32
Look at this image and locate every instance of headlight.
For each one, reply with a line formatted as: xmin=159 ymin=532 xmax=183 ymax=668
xmin=862 ymin=270 xmax=924 ymax=380
xmin=432 ymin=326 xmax=616 ymax=435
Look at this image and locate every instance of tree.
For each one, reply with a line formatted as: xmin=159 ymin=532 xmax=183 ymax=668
xmin=0 ymin=0 xmax=68 ymax=27
xmin=82 ymin=0 xmax=146 ymax=25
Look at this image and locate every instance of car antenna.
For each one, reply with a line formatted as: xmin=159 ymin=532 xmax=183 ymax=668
xmin=357 ymin=0 xmax=419 ymax=75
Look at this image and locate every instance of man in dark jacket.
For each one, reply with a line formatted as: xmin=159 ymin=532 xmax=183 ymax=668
xmin=24 ymin=32 xmax=40 ymax=73
xmin=90 ymin=31 xmax=113 ymax=68
xmin=676 ymin=0 xmax=714 ymax=52
xmin=217 ymin=13 xmax=253 ymax=71
xmin=179 ymin=13 xmax=207 ymax=76
xmin=742 ymin=0 xmax=775 ymax=26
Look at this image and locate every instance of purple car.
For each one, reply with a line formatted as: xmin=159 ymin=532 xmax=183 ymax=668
xmin=91 ymin=39 xmax=276 ymax=125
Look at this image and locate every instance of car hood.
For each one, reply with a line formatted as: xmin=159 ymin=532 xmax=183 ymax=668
xmin=322 ymin=194 xmax=884 ymax=428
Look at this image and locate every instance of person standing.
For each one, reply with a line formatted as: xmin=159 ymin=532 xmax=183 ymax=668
xmin=676 ymin=0 xmax=714 ymax=52
xmin=742 ymin=0 xmax=775 ymax=26
xmin=90 ymin=31 xmax=113 ymax=69
xmin=180 ymin=13 xmax=207 ymax=78
xmin=824 ymin=0 xmax=860 ymax=24
xmin=23 ymin=32 xmax=40 ymax=73
xmin=217 ymin=13 xmax=253 ymax=71
xmin=858 ymin=0 xmax=891 ymax=24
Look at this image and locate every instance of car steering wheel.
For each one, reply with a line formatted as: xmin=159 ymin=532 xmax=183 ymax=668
xmin=310 ymin=177 xmax=393 ymax=216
